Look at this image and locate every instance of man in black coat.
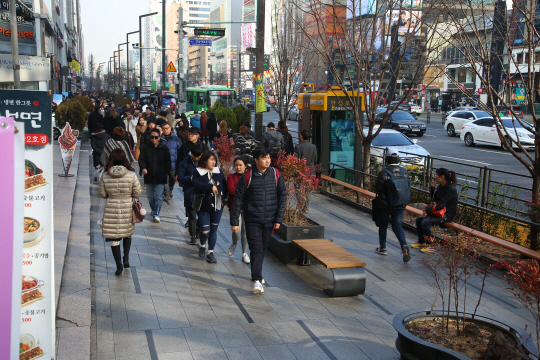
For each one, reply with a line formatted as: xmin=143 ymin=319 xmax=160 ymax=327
xmin=139 ymin=119 xmax=157 ymax=150
xmin=206 ymin=112 xmax=218 ymax=146
xmin=295 ymin=129 xmax=318 ymax=166
xmin=230 ymin=146 xmax=286 ymax=294
xmin=176 ymin=127 xmax=209 ymax=169
xmin=87 ymin=104 xmax=104 ymax=134
xmin=138 ymin=128 xmax=171 ymax=223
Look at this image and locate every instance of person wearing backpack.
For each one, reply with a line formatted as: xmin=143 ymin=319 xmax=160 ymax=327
xmin=374 ymin=147 xmax=411 ymax=262
xmin=230 ymin=147 xmax=286 ymax=294
xmin=263 ymin=122 xmax=285 ymax=162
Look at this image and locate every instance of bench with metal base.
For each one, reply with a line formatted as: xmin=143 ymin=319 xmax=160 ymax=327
xmin=292 ymin=239 xmax=367 ymax=297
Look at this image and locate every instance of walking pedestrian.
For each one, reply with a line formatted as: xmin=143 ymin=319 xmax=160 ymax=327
xmin=135 ymin=118 xmax=147 ymax=160
xmin=190 ymin=110 xmax=201 ymax=129
xmin=161 ymin=123 xmax=183 ymax=201
xmin=139 ymin=119 xmax=157 ymax=150
xmin=101 ymin=127 xmax=135 ymax=165
xmin=227 ymin=156 xmax=250 ymax=263
xmin=143 ymin=107 xmax=156 ymax=123
xmin=374 ymin=147 xmax=411 ymax=262
xmin=177 ymin=143 xmax=204 ymax=245
xmin=230 ymin=147 xmax=286 ymax=293
xmin=155 ymin=110 xmax=168 ymax=128
xmin=200 ymin=111 xmax=209 ymax=145
xmin=263 ymin=122 xmax=285 ymax=163
xmin=295 ymin=129 xmax=318 ymax=166
xmin=122 ymin=110 xmax=138 ymax=147
xmin=88 ymin=104 xmax=104 ymax=134
xmin=413 ymin=168 xmax=458 ymax=253
xmin=138 ymin=128 xmax=172 ymax=223
xmin=98 ymin=149 xmax=142 ymax=275
xmin=243 ymin=121 xmax=255 ymax=137
xmin=176 ymin=119 xmax=190 ymax=143
xmin=218 ymin=120 xmax=231 ymax=138
xmin=177 ymin=127 xmax=209 ymax=165
xmin=277 ymin=121 xmax=294 ymax=155
xmin=207 ymin=112 xmax=218 ymax=147
xmin=90 ymin=123 xmax=110 ymax=168
xmin=103 ymin=109 xmax=121 ymax=138
xmin=192 ymin=150 xmax=228 ymax=263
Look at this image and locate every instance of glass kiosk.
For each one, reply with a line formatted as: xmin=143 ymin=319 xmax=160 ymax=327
xmin=298 ymin=87 xmax=365 ymax=183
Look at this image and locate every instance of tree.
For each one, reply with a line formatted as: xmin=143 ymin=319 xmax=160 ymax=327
xmin=425 ymin=0 xmax=540 ymax=249
xmin=88 ymin=54 xmax=95 ymax=90
xmin=265 ymin=0 xmax=315 ymax=123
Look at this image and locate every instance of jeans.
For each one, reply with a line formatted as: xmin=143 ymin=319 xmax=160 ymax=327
xmin=164 ymin=170 xmax=176 ymax=199
xmin=416 ymin=216 xmax=448 ymax=243
xmin=197 ymin=207 xmax=224 ymax=251
xmin=186 ymin=206 xmax=198 ymax=237
xmin=146 ymin=184 xmax=165 ymax=216
xmin=378 ymin=208 xmax=407 ymax=249
xmin=231 ymin=211 xmax=248 ymax=253
xmin=245 ymin=225 xmax=272 ymax=282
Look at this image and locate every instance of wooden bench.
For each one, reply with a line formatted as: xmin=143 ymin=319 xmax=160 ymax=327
xmin=293 ymin=239 xmax=367 ymax=297
xmin=321 ymin=174 xmax=540 ymax=261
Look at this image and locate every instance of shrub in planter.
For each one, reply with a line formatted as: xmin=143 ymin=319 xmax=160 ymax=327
xmin=233 ymin=104 xmax=251 ymax=130
xmin=55 ymin=98 xmax=87 ymax=132
xmin=74 ymin=95 xmax=93 ymax=113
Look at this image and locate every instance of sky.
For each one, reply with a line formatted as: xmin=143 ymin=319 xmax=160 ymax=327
xmin=80 ymin=0 xmax=150 ymax=69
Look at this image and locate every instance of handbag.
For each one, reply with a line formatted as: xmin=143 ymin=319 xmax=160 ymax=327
xmin=426 ymin=204 xmax=446 ymax=218
xmin=372 ymin=196 xmax=380 ymax=227
xmin=127 ymin=133 xmax=136 ymax=158
xmin=132 ymin=198 xmax=145 ymax=224
xmin=192 ymin=193 xmax=205 ymax=211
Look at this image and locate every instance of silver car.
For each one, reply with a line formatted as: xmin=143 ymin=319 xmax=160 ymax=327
xmin=364 ymin=128 xmax=430 ymax=168
xmin=287 ymin=104 xmax=299 ymax=121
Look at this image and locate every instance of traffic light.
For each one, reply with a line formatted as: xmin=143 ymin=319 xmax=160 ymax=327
xmin=250 ymin=54 xmax=256 ymax=70
xmin=263 ymin=54 xmax=270 ymax=71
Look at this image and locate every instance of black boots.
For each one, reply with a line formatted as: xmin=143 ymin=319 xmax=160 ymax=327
xmin=123 ymin=237 xmax=132 ymax=268
xmin=111 ymin=245 xmax=123 ymax=275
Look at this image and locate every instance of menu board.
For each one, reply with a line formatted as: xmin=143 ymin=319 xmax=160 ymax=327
xmin=0 ymin=90 xmax=54 ymax=360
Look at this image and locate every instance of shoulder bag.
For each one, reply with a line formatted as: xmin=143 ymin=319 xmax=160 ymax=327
xmin=133 ymin=198 xmax=145 ymax=223
xmin=426 ymin=204 xmax=446 ymax=218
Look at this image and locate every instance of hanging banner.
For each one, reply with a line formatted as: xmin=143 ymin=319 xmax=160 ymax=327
xmin=254 ymin=73 xmax=266 ymax=113
xmin=0 ymin=116 xmax=25 ymax=360
xmin=0 ymin=90 xmax=55 ymax=360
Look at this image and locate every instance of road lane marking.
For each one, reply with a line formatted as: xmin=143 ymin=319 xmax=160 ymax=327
xmin=458 ymin=177 xmax=478 ymax=184
xmin=436 ymin=155 xmax=491 ymax=165
xmin=423 ymin=134 xmax=437 ymax=137
xmin=474 ymin=149 xmax=513 ymax=156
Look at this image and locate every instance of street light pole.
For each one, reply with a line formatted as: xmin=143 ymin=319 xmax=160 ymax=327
xmin=254 ymin=0 xmax=265 ymax=141
xmin=161 ymin=0 xmax=167 ymax=107
xmin=9 ymin=0 xmax=20 ymax=88
xmin=127 ymin=31 xmax=139 ymax=95
xmin=139 ymin=12 xmax=158 ymax=97
xmin=118 ymin=42 xmax=128 ymax=93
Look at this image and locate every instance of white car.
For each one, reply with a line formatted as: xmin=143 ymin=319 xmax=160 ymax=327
xmin=287 ymin=104 xmax=299 ymax=121
xmin=364 ymin=128 xmax=430 ymax=168
xmin=460 ymin=117 xmax=535 ymax=150
xmin=444 ymin=110 xmax=491 ymax=137
xmin=410 ymin=104 xmax=422 ymax=115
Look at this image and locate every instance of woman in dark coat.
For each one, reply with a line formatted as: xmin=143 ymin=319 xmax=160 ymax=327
xmin=101 ymin=127 xmax=135 ymax=166
xmin=192 ymin=150 xmax=227 ymax=263
xmin=206 ymin=112 xmax=218 ymax=146
xmin=103 ymin=109 xmax=121 ymax=137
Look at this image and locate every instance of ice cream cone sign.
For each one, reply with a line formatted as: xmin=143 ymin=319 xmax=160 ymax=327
xmin=58 ymin=123 xmax=77 ymax=177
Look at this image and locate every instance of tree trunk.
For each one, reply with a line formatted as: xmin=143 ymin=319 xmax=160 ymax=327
xmin=362 ymin=141 xmax=372 ymax=189
xmin=529 ymin=167 xmax=540 ymax=251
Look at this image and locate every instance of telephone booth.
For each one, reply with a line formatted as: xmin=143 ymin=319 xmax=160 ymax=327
xmin=298 ymin=87 xmax=365 ymax=183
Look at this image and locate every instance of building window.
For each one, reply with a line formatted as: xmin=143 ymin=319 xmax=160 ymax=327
xmin=189 ymin=7 xmax=210 ymax=11
xmin=525 ymin=52 xmax=530 ymax=63
xmin=190 ymin=13 xmax=209 ymax=18
xmin=535 ymin=52 xmax=540 ymax=63
xmin=517 ymin=53 xmax=523 ymax=64
xmin=457 ymin=68 xmax=467 ymax=83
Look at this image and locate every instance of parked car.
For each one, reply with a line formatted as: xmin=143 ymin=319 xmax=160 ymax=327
xmin=444 ymin=110 xmax=491 ymax=137
xmin=495 ymin=104 xmax=524 ymax=120
xmin=390 ymin=101 xmax=412 ymax=113
xmin=246 ymin=100 xmax=270 ymax=112
xmin=460 ymin=117 xmax=535 ymax=150
xmin=375 ymin=110 xmax=426 ymax=136
xmin=288 ymin=104 xmax=299 ymax=121
xmin=453 ymin=106 xmax=479 ymax=111
xmin=52 ymin=114 xmax=61 ymax=140
xmin=364 ymin=128 xmax=430 ymax=168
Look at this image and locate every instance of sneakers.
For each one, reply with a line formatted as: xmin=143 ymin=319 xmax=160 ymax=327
xmin=242 ymin=253 xmax=250 ymax=264
xmin=153 ymin=216 xmax=161 ymax=223
xmin=375 ymin=247 xmax=387 ymax=255
xmin=185 ymin=222 xmax=189 ymax=228
xmin=198 ymin=246 xmax=206 ymax=259
xmin=206 ymin=252 xmax=217 ymax=263
xmin=228 ymin=243 xmax=237 ymax=256
xmin=402 ymin=245 xmax=411 ymax=263
xmin=253 ymin=280 xmax=264 ymax=294
xmin=189 ymin=236 xmax=197 ymax=245
xmin=421 ymin=247 xmax=436 ymax=253
xmin=411 ymin=242 xmax=428 ymax=248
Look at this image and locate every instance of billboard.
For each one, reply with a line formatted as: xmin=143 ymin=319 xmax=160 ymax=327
xmin=241 ymin=23 xmax=255 ymax=51
xmin=385 ymin=10 xmax=421 ymax=35
xmin=347 ymin=0 xmax=376 ymax=17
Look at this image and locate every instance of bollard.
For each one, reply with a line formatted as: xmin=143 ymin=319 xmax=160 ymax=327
xmin=427 ymin=110 xmax=431 ymax=124
xmin=442 ymin=112 xmax=446 ymax=125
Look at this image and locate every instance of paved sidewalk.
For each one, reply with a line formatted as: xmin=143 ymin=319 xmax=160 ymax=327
xmin=87 ymin=153 xmax=533 ymax=360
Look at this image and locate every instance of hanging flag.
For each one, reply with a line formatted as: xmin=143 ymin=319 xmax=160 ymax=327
xmin=69 ymin=60 xmax=80 ymax=73
xmin=254 ymin=73 xmax=266 ymax=113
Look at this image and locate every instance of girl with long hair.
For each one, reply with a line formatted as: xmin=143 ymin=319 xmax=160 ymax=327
xmin=226 ymin=157 xmax=250 ymax=263
xmin=98 ymin=149 xmax=142 ymax=275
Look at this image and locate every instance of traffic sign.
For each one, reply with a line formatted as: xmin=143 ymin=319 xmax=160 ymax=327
xmin=165 ymin=62 xmax=177 ymax=72
xmin=189 ymin=39 xmax=212 ymax=46
xmin=194 ymin=28 xmax=225 ymax=36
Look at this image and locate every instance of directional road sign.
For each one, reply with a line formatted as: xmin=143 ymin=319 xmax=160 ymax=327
xmin=194 ymin=28 xmax=225 ymax=36
xmin=189 ymin=39 xmax=212 ymax=46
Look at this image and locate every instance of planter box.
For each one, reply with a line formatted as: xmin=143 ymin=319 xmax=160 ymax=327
xmin=267 ymin=219 xmax=325 ymax=264
xmin=393 ymin=309 xmax=539 ymax=360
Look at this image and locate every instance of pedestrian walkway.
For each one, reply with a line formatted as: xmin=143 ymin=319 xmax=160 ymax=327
xmin=84 ymin=144 xmax=534 ymax=360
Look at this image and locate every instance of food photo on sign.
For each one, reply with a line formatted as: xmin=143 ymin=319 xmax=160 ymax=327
xmin=20 ymin=333 xmax=45 ymax=360
xmin=22 ymin=275 xmax=45 ymax=307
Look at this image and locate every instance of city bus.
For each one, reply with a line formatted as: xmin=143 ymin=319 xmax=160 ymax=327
xmin=242 ymin=88 xmax=255 ymax=103
xmin=185 ymin=85 xmax=238 ymax=114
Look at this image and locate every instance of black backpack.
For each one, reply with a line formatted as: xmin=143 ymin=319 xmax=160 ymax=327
xmin=265 ymin=132 xmax=282 ymax=155
xmin=383 ymin=167 xmax=411 ymax=207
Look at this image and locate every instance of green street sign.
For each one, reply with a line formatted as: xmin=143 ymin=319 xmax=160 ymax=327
xmin=165 ymin=82 xmax=169 ymax=87
xmin=151 ymin=81 xmax=156 ymax=92
xmin=194 ymin=28 xmax=225 ymax=36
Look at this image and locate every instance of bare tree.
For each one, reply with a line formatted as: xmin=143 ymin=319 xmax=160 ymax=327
xmin=265 ymin=0 xmax=315 ymax=123
xmin=292 ymin=0 xmax=446 ymax=175
xmin=89 ymin=54 xmax=95 ymax=90
xmin=425 ymin=0 xmax=540 ymax=249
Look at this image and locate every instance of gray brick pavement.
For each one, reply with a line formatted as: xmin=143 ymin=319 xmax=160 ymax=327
xmin=85 ymin=153 xmax=533 ymax=360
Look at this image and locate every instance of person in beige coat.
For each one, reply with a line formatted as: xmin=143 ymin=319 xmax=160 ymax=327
xmin=98 ymin=148 xmax=143 ymax=275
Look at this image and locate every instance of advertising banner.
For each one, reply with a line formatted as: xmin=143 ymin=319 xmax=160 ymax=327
xmin=241 ymin=23 xmax=255 ymax=52
xmin=253 ymin=73 xmax=266 ymax=113
xmin=386 ymin=10 xmax=422 ymax=35
xmin=330 ymin=119 xmax=355 ymax=168
xmin=52 ymin=94 xmax=63 ymax=105
xmin=0 ymin=90 xmax=55 ymax=360
xmin=0 ymin=54 xmax=50 ymax=82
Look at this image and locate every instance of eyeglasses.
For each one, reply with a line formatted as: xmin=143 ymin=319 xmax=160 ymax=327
xmin=150 ymin=136 xmax=160 ymax=139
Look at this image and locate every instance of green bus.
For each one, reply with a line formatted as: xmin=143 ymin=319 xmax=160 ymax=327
xmin=185 ymin=85 xmax=238 ymax=114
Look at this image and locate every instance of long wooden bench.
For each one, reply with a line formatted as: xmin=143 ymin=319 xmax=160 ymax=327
xmin=293 ymin=239 xmax=367 ymax=297
xmin=321 ymin=174 xmax=540 ymax=261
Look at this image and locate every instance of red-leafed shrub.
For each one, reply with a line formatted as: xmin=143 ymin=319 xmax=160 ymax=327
xmin=213 ymin=134 xmax=235 ymax=177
